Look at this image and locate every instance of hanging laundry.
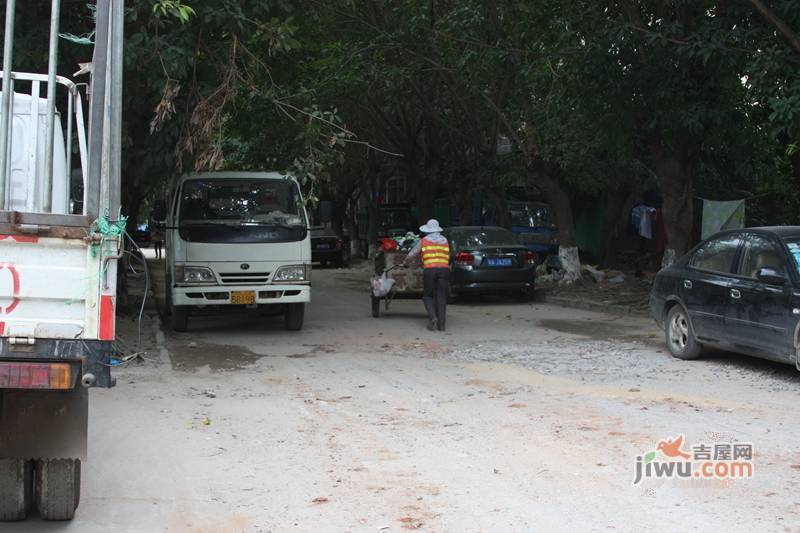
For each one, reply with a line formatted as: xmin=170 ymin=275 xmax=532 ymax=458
xmin=631 ymin=204 xmax=657 ymax=239
xmin=701 ymin=199 xmax=745 ymax=240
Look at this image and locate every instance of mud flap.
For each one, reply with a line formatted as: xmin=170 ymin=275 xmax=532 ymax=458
xmin=0 ymin=388 xmax=88 ymax=461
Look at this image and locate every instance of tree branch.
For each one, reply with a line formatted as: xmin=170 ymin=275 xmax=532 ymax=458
xmin=748 ymin=0 xmax=800 ymax=56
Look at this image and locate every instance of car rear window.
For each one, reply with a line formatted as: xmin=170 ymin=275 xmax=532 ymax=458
xmin=785 ymin=239 xmax=800 ymax=276
xmin=689 ymin=234 xmax=742 ymax=274
xmin=446 ymin=228 xmax=521 ymax=248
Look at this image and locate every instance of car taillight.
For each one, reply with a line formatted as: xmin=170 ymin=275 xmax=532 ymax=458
xmin=336 ymin=238 xmax=344 ymax=249
xmin=455 ymin=252 xmax=474 ymax=266
xmin=0 ymin=362 xmax=74 ymax=390
xmin=523 ymin=251 xmax=538 ymax=265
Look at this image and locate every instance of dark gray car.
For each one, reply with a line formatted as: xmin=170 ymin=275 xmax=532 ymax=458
xmin=650 ymin=226 xmax=800 ymax=369
xmin=444 ymin=226 xmax=537 ymax=301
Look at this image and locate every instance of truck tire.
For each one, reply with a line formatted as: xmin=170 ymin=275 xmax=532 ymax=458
xmin=0 ymin=458 xmax=33 ymax=521
xmin=34 ymin=459 xmax=80 ymax=521
xmin=285 ymin=303 xmax=305 ymax=331
xmin=172 ymin=305 xmax=189 ymax=332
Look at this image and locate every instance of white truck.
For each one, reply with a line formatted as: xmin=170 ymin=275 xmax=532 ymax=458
xmin=163 ymin=171 xmax=312 ymax=331
xmin=0 ymin=0 xmax=123 ymax=521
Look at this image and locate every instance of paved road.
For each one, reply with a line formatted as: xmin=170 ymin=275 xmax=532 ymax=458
xmin=12 ymin=262 xmax=800 ymax=532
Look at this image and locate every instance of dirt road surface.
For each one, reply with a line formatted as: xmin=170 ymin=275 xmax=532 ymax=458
xmin=11 ymin=263 xmax=800 ymax=533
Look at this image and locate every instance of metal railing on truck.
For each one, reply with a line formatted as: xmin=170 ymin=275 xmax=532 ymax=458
xmin=0 ymin=0 xmax=122 ymax=236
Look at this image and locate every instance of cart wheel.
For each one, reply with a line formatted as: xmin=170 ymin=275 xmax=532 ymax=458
xmin=371 ymin=295 xmax=381 ymax=317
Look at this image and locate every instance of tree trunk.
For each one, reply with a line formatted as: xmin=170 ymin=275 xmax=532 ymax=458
xmin=531 ymin=165 xmax=581 ymax=283
xmin=652 ymin=149 xmax=694 ymax=268
xmin=489 ymin=186 xmax=512 ymax=229
xmin=598 ymin=184 xmax=638 ymax=269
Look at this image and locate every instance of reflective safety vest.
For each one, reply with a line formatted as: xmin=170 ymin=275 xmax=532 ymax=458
xmin=421 ymin=237 xmax=450 ymax=269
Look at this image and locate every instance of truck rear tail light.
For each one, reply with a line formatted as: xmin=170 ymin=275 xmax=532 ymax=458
xmin=0 ymin=362 xmax=75 ymax=390
xmin=523 ymin=251 xmax=538 ymax=265
xmin=455 ymin=252 xmax=474 ymax=266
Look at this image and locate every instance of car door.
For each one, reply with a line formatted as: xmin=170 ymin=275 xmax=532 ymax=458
xmin=681 ymin=233 xmax=743 ymax=344
xmin=725 ymin=234 xmax=794 ymax=361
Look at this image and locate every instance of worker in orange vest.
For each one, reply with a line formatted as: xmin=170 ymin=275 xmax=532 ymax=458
xmin=404 ymin=219 xmax=450 ymax=331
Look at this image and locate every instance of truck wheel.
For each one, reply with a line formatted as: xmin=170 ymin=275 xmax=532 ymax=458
xmin=34 ymin=459 xmax=80 ymax=521
xmin=285 ymin=303 xmax=305 ymax=331
xmin=0 ymin=459 xmax=33 ymax=521
xmin=172 ymin=305 xmax=189 ymax=332
xmin=371 ymin=295 xmax=381 ymax=317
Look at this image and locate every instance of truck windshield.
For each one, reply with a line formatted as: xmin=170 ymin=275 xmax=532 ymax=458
xmin=178 ymin=178 xmax=308 ymax=243
xmin=379 ymin=208 xmax=415 ymax=234
xmin=510 ymin=203 xmax=554 ymax=229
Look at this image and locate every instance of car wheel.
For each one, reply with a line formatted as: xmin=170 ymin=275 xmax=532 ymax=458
xmin=665 ymin=305 xmax=702 ymax=360
xmin=516 ymin=288 xmax=534 ymax=302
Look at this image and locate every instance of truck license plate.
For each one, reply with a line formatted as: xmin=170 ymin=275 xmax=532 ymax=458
xmin=231 ymin=291 xmax=256 ymax=305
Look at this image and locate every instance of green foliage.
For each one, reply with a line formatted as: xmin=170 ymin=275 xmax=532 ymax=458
xmin=15 ymin=0 xmax=800 ymax=228
xmin=152 ymin=0 xmax=196 ymax=24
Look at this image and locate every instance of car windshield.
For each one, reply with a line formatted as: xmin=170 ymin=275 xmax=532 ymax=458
xmin=784 ymin=238 xmax=800 ymax=275
xmin=509 ymin=202 xmax=554 ymax=228
xmin=179 ymin=178 xmax=306 ymax=226
xmin=447 ymin=228 xmax=521 ymax=248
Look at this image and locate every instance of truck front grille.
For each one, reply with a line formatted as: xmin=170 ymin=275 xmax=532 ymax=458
xmin=219 ymin=272 xmax=270 ymax=285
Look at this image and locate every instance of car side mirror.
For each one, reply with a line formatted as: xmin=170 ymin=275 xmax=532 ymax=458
xmin=756 ymin=267 xmax=787 ymax=285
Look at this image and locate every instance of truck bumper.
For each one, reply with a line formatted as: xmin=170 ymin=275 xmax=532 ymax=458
xmin=173 ymin=284 xmax=311 ymax=306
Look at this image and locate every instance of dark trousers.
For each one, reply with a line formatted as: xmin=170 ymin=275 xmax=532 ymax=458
xmin=423 ymin=268 xmax=449 ymax=325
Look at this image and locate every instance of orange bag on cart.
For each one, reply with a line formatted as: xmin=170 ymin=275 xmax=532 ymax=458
xmin=379 ymin=238 xmax=398 ymax=252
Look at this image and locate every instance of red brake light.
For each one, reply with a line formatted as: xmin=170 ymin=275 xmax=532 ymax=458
xmin=523 ymin=251 xmax=538 ymax=265
xmin=455 ymin=252 xmax=474 ymax=266
xmin=0 ymin=362 xmax=74 ymax=390
xmin=336 ymin=238 xmax=344 ymax=249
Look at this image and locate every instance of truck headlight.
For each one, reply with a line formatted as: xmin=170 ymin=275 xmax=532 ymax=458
xmin=176 ymin=265 xmax=216 ymax=284
xmin=273 ymin=265 xmax=310 ymax=282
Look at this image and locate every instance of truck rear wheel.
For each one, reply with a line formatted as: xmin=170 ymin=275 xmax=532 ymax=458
xmin=35 ymin=459 xmax=80 ymax=521
xmin=172 ymin=305 xmax=189 ymax=332
xmin=0 ymin=458 xmax=33 ymax=521
xmin=285 ymin=303 xmax=305 ymax=330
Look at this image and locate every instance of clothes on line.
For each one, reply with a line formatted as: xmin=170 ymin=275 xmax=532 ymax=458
xmin=631 ymin=204 xmax=657 ymax=239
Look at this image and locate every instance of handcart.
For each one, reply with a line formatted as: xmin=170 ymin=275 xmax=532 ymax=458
xmin=370 ymin=250 xmax=424 ymax=317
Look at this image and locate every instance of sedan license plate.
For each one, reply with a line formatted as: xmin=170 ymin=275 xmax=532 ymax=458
xmin=486 ymin=257 xmax=513 ymax=267
xmin=315 ymin=243 xmax=330 ymax=250
xmin=231 ymin=290 xmax=256 ymax=305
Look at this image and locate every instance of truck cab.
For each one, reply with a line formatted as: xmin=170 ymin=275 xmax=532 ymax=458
xmin=508 ymin=200 xmax=558 ymax=261
xmin=164 ymin=172 xmax=312 ymax=331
